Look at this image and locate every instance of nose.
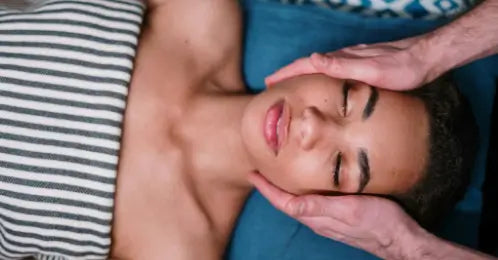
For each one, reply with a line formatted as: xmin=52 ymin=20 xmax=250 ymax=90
xmin=299 ymin=107 xmax=327 ymax=150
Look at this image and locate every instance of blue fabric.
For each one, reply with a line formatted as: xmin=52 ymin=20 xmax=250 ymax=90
xmin=228 ymin=1 xmax=497 ymax=259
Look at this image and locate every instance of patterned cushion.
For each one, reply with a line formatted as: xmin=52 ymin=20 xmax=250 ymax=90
xmin=265 ymin=0 xmax=476 ymax=19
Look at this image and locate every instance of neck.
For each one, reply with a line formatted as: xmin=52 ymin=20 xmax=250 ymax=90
xmin=181 ymin=91 xmax=255 ymax=194
xmin=178 ymin=91 xmax=256 ymax=245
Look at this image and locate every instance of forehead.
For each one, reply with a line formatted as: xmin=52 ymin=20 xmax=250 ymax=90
xmin=274 ymin=74 xmax=343 ymax=93
xmin=360 ymin=89 xmax=430 ymax=194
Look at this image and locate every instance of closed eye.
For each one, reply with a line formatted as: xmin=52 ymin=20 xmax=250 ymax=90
xmin=333 ymin=152 xmax=342 ymax=187
xmin=342 ymin=82 xmax=351 ymax=116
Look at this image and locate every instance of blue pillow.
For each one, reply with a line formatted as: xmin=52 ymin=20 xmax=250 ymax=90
xmin=228 ymin=1 xmax=497 ymax=259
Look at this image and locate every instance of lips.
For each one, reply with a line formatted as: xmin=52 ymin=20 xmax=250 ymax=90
xmin=263 ymin=99 xmax=289 ymax=155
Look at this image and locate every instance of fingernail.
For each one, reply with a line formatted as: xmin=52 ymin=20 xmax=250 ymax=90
xmin=311 ymin=53 xmax=327 ymax=67
xmin=264 ymin=77 xmax=273 ymax=88
xmin=296 ymin=201 xmax=306 ymax=216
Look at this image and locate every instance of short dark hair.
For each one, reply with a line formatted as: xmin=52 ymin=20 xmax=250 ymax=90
xmin=392 ymin=75 xmax=479 ymax=231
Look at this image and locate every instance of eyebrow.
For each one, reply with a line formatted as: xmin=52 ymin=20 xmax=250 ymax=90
xmin=342 ymin=81 xmax=351 ymax=115
xmin=357 ymin=148 xmax=370 ymax=193
xmin=362 ymin=87 xmax=379 ymax=120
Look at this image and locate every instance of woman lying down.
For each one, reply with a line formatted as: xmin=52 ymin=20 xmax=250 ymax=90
xmin=0 ymin=0 xmax=478 ymax=259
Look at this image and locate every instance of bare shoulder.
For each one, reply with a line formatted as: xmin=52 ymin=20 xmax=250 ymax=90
xmin=146 ymin=0 xmax=244 ymax=91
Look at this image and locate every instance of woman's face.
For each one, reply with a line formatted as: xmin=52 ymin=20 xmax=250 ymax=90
xmin=241 ymin=74 xmax=429 ymax=195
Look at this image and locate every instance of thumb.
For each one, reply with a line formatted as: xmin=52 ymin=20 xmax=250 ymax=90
xmin=249 ymin=172 xmax=332 ymax=218
xmin=265 ymin=57 xmax=318 ymax=87
xmin=290 ymin=196 xmax=363 ymax=224
xmin=286 ymin=195 xmax=340 ymax=218
xmin=310 ymin=53 xmax=381 ymax=85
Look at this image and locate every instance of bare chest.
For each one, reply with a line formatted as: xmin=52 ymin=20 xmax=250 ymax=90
xmin=111 ymin=92 xmax=222 ymax=260
xmin=110 ymin=45 xmax=224 ymax=260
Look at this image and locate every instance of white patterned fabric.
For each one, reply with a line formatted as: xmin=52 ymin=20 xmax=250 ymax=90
xmin=274 ymin=0 xmax=476 ymax=19
xmin=0 ymin=0 xmax=145 ymax=259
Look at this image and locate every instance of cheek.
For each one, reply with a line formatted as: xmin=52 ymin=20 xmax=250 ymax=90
xmin=241 ymin=100 xmax=267 ymax=160
xmin=259 ymin=153 xmax=328 ymax=194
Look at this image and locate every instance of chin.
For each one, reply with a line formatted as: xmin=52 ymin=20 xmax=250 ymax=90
xmin=240 ymin=100 xmax=266 ymax=165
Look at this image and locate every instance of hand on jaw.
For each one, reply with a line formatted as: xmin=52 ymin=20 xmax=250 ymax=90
xmin=248 ymin=172 xmax=429 ymax=260
xmin=250 ymin=171 xmax=498 ymax=260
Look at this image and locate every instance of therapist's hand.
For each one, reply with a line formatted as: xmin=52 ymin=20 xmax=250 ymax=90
xmin=265 ymin=36 xmax=439 ymax=91
xmin=248 ymin=172 xmax=426 ymax=260
xmin=250 ymin=172 xmax=498 ymax=260
xmin=267 ymin=0 xmax=498 ymax=91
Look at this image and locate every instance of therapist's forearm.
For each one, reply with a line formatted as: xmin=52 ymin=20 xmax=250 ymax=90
xmin=415 ymin=0 xmax=498 ymax=80
xmin=403 ymin=226 xmax=496 ymax=260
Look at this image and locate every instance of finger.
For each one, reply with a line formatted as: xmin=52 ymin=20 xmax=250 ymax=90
xmin=249 ymin=173 xmax=368 ymax=223
xmin=348 ymin=43 xmax=368 ymax=50
xmin=289 ymin=195 xmax=358 ymax=220
xmin=388 ymin=36 xmax=422 ymax=48
xmin=248 ymin=172 xmax=297 ymax=214
xmin=264 ymin=56 xmax=318 ymax=87
xmin=299 ymin=216 xmax=348 ymax=230
xmin=299 ymin=216 xmax=350 ymax=240
xmin=346 ymin=40 xmax=404 ymax=50
xmin=249 ymin=172 xmax=341 ymax=218
xmin=324 ymin=50 xmax=365 ymax=59
xmin=310 ymin=53 xmax=380 ymax=85
xmin=339 ymin=46 xmax=395 ymax=57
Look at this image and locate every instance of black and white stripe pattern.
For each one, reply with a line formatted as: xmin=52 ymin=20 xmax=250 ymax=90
xmin=0 ymin=0 xmax=144 ymax=259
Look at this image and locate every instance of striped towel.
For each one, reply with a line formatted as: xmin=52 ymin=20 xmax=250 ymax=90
xmin=0 ymin=0 xmax=145 ymax=259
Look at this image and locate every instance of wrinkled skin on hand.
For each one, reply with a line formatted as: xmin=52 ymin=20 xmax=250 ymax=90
xmin=249 ymin=172 xmax=427 ymax=259
xmin=265 ymin=36 xmax=437 ymax=91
